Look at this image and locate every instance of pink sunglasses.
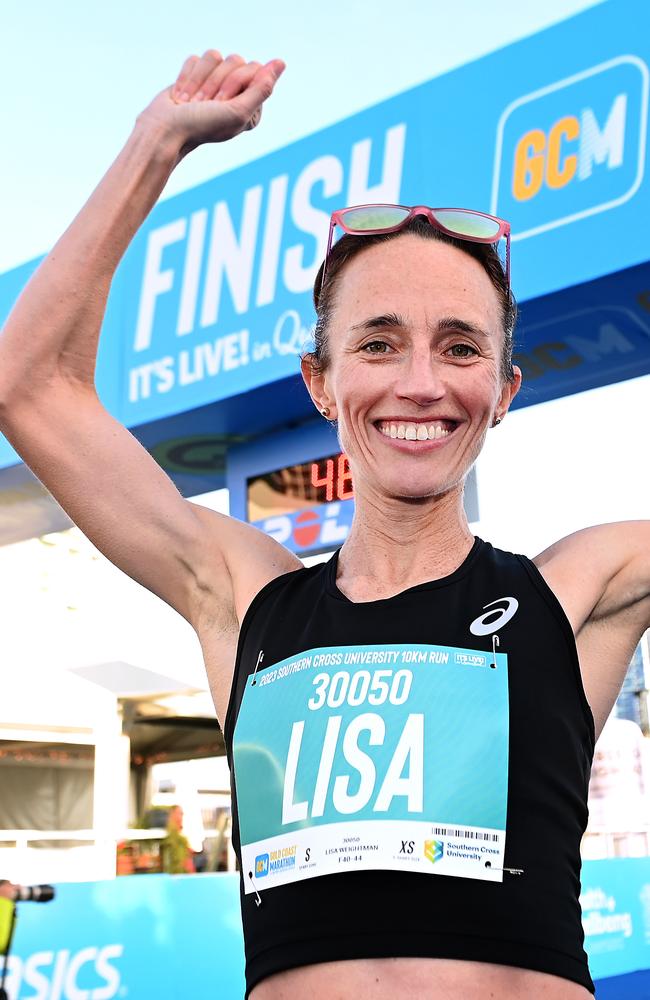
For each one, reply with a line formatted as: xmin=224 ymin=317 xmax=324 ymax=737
xmin=324 ymin=203 xmax=511 ymax=291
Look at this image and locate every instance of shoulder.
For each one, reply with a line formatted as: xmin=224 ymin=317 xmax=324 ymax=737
xmin=532 ymin=521 xmax=650 ymax=633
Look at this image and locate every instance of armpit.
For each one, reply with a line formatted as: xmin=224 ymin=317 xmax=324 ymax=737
xmin=534 ymin=521 xmax=650 ymax=631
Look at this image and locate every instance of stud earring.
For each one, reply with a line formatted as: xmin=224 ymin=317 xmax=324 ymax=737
xmin=320 ymin=407 xmax=331 ymax=418
xmin=492 ymin=416 xmax=502 ymax=427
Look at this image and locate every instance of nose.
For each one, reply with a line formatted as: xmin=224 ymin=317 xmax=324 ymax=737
xmin=393 ymin=345 xmax=447 ymax=407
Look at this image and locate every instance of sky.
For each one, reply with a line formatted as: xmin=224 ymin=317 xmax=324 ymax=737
xmin=2 ymin=0 xmax=648 ymax=701
xmin=0 ymin=0 xmax=607 ymax=272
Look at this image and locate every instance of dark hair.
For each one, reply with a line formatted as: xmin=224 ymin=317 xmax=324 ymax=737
xmin=308 ymin=216 xmax=517 ymax=383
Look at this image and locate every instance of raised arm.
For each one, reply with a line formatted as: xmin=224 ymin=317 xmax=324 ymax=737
xmin=0 ymin=52 xmax=299 ymax=659
xmin=535 ymin=521 xmax=650 ymax=739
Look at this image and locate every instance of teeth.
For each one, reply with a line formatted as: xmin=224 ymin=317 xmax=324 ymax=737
xmin=378 ymin=420 xmax=452 ymax=441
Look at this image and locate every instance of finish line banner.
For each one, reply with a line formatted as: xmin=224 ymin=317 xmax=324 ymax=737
xmin=1 ymin=0 xmax=650 ymax=473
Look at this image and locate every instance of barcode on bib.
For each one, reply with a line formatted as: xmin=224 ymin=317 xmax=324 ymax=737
xmin=433 ymin=827 xmax=499 ymax=842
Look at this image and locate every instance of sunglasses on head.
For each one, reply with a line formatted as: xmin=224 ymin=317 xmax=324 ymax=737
xmin=324 ymin=203 xmax=511 ymax=292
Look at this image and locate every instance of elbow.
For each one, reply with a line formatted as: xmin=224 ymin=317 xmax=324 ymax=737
xmin=0 ymin=384 xmax=10 ymax=427
xmin=0 ymin=377 xmax=19 ymax=425
xmin=0 ymin=376 xmax=37 ymax=429
xmin=0 ymin=354 xmax=25 ymax=418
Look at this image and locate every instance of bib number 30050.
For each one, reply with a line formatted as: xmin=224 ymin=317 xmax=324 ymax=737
xmin=308 ymin=668 xmax=412 ymax=711
xmin=233 ymin=643 xmax=509 ymax=892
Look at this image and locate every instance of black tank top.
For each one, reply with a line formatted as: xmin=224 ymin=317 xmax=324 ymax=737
xmin=224 ymin=537 xmax=596 ymax=997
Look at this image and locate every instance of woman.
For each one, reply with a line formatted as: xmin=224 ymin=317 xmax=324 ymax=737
xmin=0 ymin=50 xmax=648 ymax=1000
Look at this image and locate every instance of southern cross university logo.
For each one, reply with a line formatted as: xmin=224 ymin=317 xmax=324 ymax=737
xmin=424 ymin=840 xmax=444 ymax=864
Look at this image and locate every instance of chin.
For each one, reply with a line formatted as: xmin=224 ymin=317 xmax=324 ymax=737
xmin=381 ymin=476 xmax=461 ymax=505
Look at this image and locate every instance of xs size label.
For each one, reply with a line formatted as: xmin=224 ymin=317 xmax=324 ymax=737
xmin=233 ymin=643 xmax=509 ymax=892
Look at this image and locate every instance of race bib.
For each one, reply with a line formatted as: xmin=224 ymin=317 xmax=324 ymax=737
xmin=233 ymin=643 xmax=509 ymax=893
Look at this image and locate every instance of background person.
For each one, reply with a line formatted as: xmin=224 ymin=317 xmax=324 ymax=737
xmin=162 ymin=804 xmax=196 ymax=874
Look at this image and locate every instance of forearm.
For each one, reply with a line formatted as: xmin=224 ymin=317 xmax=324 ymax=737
xmin=0 ymin=117 xmax=183 ymax=398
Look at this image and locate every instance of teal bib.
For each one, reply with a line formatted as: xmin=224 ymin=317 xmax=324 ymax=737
xmin=233 ymin=643 xmax=509 ymax=894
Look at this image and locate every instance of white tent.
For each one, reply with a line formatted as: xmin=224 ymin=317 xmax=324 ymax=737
xmin=0 ymin=664 xmax=124 ymax=883
xmin=0 ymin=660 xmax=222 ymax=883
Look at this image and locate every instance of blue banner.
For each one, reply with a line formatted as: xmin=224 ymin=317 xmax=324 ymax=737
xmin=5 ymin=874 xmax=245 ymax=1000
xmin=512 ymin=260 xmax=650 ymax=409
xmin=1 ymin=0 xmax=650 ymax=481
xmin=4 ymin=861 xmax=650 ymax=997
xmin=582 ymin=857 xmax=650 ymax=983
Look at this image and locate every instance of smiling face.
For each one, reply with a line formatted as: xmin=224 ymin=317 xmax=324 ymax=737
xmin=303 ymin=234 xmax=521 ymax=504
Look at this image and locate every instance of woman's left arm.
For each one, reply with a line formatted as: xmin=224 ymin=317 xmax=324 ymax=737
xmin=534 ymin=521 xmax=650 ymax=741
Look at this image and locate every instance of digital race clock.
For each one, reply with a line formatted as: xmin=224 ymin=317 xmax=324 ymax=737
xmin=228 ymin=421 xmax=356 ymax=557
xmin=246 ymin=452 xmax=353 ymax=521
xmin=244 ymin=449 xmax=355 ymax=555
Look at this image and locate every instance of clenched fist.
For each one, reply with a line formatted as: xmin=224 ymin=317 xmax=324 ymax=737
xmin=138 ymin=49 xmax=286 ymax=158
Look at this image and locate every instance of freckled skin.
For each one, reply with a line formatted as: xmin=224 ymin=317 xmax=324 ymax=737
xmin=300 ymin=234 xmax=523 ymax=606
xmin=305 ymin=235 xmax=521 ymax=510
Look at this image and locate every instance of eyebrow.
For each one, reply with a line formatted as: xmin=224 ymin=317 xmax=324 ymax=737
xmin=349 ymin=312 xmax=492 ymax=340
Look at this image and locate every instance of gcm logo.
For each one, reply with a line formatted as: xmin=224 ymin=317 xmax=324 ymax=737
xmin=492 ymin=56 xmax=648 ymax=238
xmin=512 ymin=93 xmax=626 ymax=201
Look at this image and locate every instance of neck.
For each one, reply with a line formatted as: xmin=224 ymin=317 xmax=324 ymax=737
xmin=337 ymin=483 xmax=474 ymax=601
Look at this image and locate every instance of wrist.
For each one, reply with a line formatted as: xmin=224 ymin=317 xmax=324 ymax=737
xmin=131 ymin=112 xmax=186 ymax=169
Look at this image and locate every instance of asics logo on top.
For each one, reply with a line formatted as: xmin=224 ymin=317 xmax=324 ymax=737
xmin=469 ymin=597 xmax=519 ymax=636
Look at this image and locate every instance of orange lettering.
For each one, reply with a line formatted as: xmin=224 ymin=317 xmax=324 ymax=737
xmin=512 ymin=129 xmax=546 ymax=201
xmin=546 ymin=116 xmax=579 ymax=189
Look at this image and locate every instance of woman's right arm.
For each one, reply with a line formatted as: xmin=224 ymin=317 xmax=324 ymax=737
xmin=0 ymin=51 xmax=300 ymax=636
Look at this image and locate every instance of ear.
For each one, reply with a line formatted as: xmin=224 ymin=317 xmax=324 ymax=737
xmin=300 ymin=354 xmax=337 ymax=419
xmin=494 ymin=365 xmax=522 ymax=423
